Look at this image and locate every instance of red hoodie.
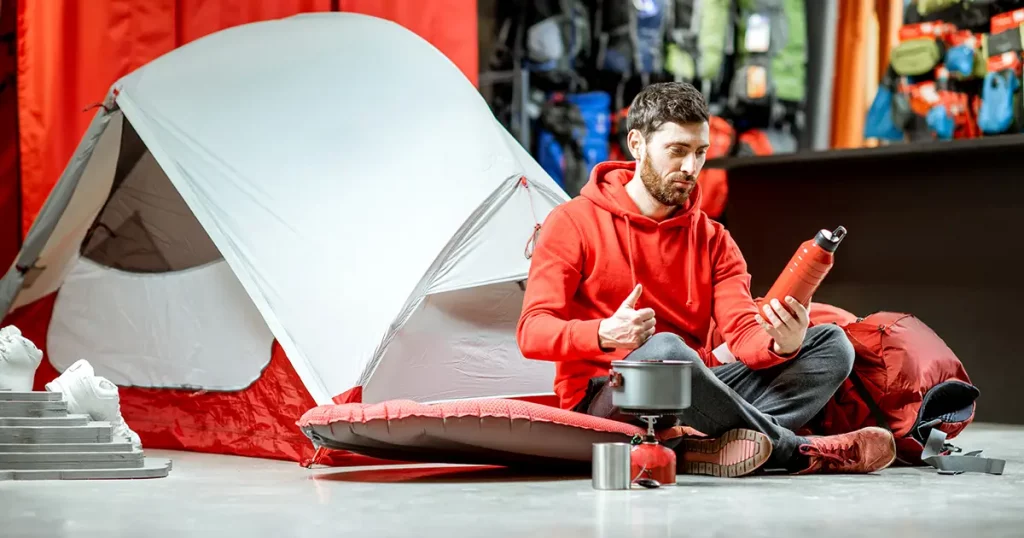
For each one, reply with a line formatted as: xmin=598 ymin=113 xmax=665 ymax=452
xmin=516 ymin=161 xmax=795 ymax=410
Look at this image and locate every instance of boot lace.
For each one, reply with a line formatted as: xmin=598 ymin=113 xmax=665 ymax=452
xmin=801 ymin=438 xmax=860 ymax=467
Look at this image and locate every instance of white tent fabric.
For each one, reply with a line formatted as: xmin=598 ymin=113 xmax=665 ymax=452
xmin=47 ymin=258 xmax=275 ymax=390
xmin=1 ymin=13 xmax=568 ymax=405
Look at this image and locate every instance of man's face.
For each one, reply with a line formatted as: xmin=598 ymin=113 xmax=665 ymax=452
xmin=630 ymin=121 xmax=710 ymax=207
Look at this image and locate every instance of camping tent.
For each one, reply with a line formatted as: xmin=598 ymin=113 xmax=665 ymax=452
xmin=0 ymin=13 xmax=569 ymax=463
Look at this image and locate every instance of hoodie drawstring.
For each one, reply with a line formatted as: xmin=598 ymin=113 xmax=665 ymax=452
xmin=624 ymin=216 xmax=637 ymax=289
xmin=685 ymin=227 xmax=694 ymax=307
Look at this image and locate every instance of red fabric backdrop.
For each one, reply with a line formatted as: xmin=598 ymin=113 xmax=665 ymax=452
xmin=0 ymin=3 xmax=20 ymax=270
xmin=15 ymin=0 xmax=478 ymax=237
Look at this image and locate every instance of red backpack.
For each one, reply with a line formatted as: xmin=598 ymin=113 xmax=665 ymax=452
xmin=818 ymin=311 xmax=1003 ymax=475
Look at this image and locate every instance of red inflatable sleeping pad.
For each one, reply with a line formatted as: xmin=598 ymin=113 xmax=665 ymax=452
xmin=297 ymin=398 xmax=699 ymax=468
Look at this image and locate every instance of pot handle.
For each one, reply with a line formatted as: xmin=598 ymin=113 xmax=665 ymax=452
xmin=608 ymin=371 xmax=624 ymax=388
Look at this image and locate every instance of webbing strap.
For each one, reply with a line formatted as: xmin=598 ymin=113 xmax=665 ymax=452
xmin=921 ymin=428 xmax=1005 ymax=475
xmin=848 ymin=372 xmax=892 ymax=432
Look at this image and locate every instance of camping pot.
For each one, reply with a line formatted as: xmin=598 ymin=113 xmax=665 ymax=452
xmin=608 ymin=360 xmax=693 ymax=414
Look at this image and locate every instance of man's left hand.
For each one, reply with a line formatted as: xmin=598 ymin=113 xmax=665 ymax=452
xmin=755 ymin=297 xmax=810 ymax=356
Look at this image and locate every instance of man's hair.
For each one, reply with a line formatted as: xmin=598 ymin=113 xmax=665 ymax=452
xmin=626 ymin=82 xmax=709 ymax=140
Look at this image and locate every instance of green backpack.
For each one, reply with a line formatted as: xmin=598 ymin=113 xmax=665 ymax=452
xmin=664 ymin=0 xmax=735 ymax=99
xmin=729 ymin=0 xmax=807 ymax=120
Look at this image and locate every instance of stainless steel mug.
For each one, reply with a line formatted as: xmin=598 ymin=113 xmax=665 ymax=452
xmin=592 ymin=442 xmax=632 ymax=490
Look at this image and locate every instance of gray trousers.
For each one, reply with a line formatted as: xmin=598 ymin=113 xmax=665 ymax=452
xmin=577 ymin=324 xmax=856 ymax=468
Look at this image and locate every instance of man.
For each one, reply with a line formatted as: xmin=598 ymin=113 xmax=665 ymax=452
xmin=516 ymin=82 xmax=896 ymax=477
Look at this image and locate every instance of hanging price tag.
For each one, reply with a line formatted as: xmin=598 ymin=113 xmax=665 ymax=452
xmin=744 ymin=14 xmax=771 ymax=53
xmin=746 ymin=65 xmax=767 ymax=99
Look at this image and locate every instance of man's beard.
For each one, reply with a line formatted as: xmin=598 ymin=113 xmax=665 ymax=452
xmin=639 ymin=152 xmax=696 ymax=207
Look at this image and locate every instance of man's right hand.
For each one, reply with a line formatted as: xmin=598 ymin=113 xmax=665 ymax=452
xmin=598 ymin=284 xmax=656 ymax=350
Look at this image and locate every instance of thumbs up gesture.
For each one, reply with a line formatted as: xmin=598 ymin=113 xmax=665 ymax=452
xmin=598 ymin=284 xmax=657 ymax=350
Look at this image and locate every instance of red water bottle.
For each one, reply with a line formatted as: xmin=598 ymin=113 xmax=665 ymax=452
xmin=758 ymin=226 xmax=847 ymax=314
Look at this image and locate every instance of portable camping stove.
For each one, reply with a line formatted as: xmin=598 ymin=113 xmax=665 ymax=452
xmin=627 ymin=414 xmax=676 ymax=487
xmin=605 ymin=359 xmax=693 ymax=488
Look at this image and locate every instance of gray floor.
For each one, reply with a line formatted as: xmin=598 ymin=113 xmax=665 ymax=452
xmin=2 ymin=423 xmax=1022 ymax=538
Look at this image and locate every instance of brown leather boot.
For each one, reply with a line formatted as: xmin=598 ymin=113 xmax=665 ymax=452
xmin=794 ymin=426 xmax=897 ymax=474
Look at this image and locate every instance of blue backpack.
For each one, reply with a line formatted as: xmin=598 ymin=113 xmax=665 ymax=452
xmin=977 ymin=69 xmax=1020 ymax=135
xmin=864 ymin=68 xmax=907 ymax=142
xmin=594 ymin=0 xmax=668 ymax=80
xmin=536 ymin=92 xmax=612 ymax=196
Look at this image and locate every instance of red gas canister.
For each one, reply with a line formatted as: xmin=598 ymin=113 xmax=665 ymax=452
xmin=630 ymin=438 xmax=676 ymax=486
xmin=759 ymin=226 xmax=847 ymax=315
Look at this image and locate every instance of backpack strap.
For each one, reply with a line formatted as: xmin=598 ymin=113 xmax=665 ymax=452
xmin=847 ymin=371 xmax=892 ymax=432
xmin=920 ymin=427 xmax=1005 ymax=476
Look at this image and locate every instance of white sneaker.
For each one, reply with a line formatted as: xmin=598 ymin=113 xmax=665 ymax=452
xmin=81 ymin=376 xmax=142 ymax=449
xmin=0 ymin=325 xmax=44 ymax=392
xmin=46 ymin=360 xmax=142 ymax=449
xmin=44 ymin=358 xmax=95 ymax=398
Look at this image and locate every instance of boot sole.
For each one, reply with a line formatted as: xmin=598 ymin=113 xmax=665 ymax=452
xmin=677 ymin=428 xmax=772 ymax=478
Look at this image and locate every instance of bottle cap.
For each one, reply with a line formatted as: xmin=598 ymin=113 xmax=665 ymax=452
xmin=814 ymin=226 xmax=847 ymax=253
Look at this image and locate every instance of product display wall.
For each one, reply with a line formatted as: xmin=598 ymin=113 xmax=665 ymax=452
xmin=479 ymin=0 xmax=825 ymax=201
xmin=866 ymin=0 xmax=1024 ymax=144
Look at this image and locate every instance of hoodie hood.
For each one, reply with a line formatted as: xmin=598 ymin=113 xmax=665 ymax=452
xmin=579 ymin=160 xmax=703 ymax=229
xmin=579 ymin=160 xmax=704 ymax=305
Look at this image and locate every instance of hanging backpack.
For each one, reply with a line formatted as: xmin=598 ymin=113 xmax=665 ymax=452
xmin=818 ymin=312 xmax=1004 ymax=475
xmin=663 ymin=0 xmax=735 ymax=100
xmin=977 ymin=66 xmax=1020 ymax=134
xmin=728 ymin=0 xmax=807 ymax=127
xmin=944 ymin=29 xmax=988 ymax=80
xmin=516 ymin=0 xmax=593 ymax=90
xmin=536 ymin=91 xmax=612 ymax=197
xmin=536 ymin=94 xmax=591 ymax=196
xmin=594 ymin=0 xmax=668 ymax=80
xmin=864 ymin=67 xmax=908 ymax=142
xmin=594 ymin=0 xmax=670 ymax=114
xmin=977 ymin=8 xmax=1024 ymax=134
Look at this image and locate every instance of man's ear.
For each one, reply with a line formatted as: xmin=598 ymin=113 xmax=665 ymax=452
xmin=626 ymin=129 xmax=644 ymax=161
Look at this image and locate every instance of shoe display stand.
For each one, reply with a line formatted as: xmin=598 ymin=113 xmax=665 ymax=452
xmin=0 ymin=390 xmax=171 ymax=481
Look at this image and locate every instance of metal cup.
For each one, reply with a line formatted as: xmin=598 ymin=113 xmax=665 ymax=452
xmin=592 ymin=442 xmax=632 ymax=490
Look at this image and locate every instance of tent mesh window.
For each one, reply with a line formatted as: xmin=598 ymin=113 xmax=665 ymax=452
xmin=81 ymin=118 xmax=222 ymax=272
